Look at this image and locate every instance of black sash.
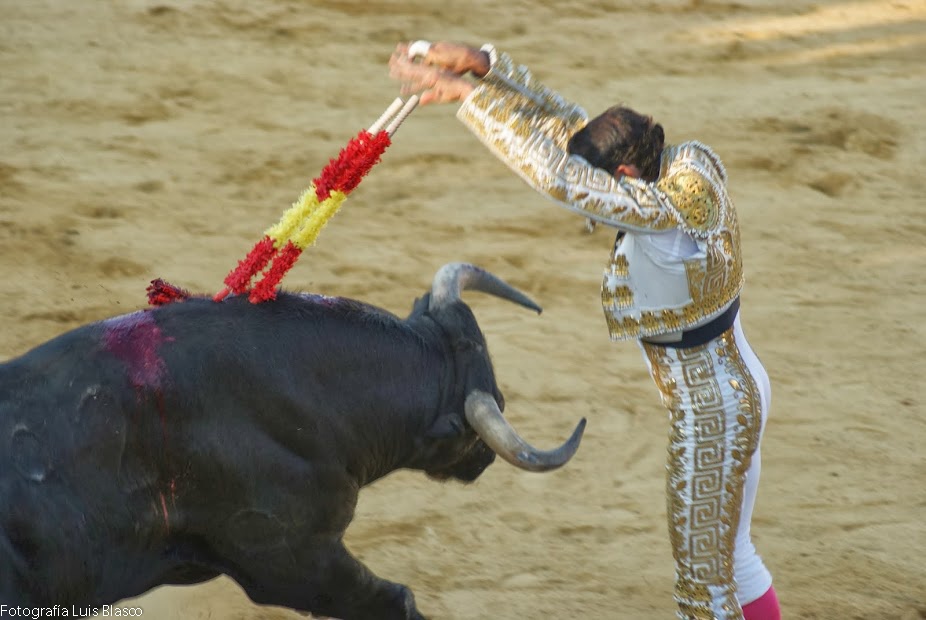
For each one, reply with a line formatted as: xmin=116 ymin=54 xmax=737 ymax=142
xmin=644 ymin=297 xmax=740 ymax=349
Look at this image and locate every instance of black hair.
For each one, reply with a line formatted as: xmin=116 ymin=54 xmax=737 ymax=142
xmin=566 ymin=106 xmax=665 ymax=182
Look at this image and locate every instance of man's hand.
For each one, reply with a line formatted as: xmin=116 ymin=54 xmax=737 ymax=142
xmin=397 ymin=41 xmax=490 ymax=77
xmin=388 ymin=55 xmax=473 ymax=105
xmin=388 ymin=41 xmax=489 ymax=106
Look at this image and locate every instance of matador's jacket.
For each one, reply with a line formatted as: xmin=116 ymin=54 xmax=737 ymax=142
xmin=456 ymin=45 xmax=744 ymax=342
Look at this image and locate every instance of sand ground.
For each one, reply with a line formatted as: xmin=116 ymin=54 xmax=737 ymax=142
xmin=1 ymin=0 xmax=924 ymax=618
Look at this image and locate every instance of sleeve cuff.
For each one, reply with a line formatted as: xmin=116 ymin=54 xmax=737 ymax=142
xmin=479 ymin=43 xmax=499 ymax=72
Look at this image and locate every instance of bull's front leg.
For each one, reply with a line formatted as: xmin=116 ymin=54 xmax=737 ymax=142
xmin=234 ymin=539 xmax=426 ymax=620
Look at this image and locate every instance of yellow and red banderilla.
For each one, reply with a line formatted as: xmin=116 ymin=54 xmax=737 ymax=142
xmin=214 ymin=95 xmax=419 ymax=304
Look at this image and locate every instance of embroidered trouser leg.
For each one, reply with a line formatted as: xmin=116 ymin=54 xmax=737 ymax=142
xmin=641 ymin=316 xmax=773 ymax=619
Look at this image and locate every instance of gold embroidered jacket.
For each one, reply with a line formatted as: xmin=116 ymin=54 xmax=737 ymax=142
xmin=456 ymin=45 xmax=744 ymax=341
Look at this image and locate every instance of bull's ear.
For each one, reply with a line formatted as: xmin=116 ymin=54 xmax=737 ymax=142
xmin=409 ymin=293 xmax=431 ymax=318
xmin=426 ymin=411 xmax=465 ymax=439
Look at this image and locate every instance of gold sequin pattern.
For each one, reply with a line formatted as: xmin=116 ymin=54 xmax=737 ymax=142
xmin=601 ymin=284 xmax=633 ymax=310
xmin=661 ymin=309 xmax=684 ymax=333
xmin=642 ymin=328 xmax=763 ymax=619
xmin=658 ymin=142 xmax=731 ymax=239
xmin=716 ymin=331 xmax=763 ymax=469
xmin=658 ymin=170 xmax=721 ymax=233
xmin=640 ymin=311 xmax=662 ymax=334
xmin=604 ymin=313 xmax=639 ymax=340
xmin=609 ymin=253 xmax=629 ymax=278
xmin=483 ymin=48 xmax=588 ymax=126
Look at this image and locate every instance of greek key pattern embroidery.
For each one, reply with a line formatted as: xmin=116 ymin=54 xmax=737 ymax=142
xmin=643 ymin=329 xmax=762 ymax=619
xmin=458 ymin=85 xmax=681 ymax=233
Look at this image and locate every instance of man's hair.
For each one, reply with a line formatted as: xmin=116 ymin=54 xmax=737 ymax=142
xmin=566 ymin=106 xmax=665 ymax=182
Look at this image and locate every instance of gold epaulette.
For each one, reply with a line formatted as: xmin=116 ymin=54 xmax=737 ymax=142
xmin=655 ymin=142 xmax=728 ymax=237
xmin=656 ymin=169 xmax=721 ymax=233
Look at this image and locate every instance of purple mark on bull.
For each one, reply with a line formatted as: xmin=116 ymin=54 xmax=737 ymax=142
xmin=102 ymin=310 xmax=169 ymax=393
xmin=102 ymin=310 xmax=177 ymax=529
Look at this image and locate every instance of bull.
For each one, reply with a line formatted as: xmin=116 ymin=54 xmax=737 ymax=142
xmin=0 ymin=262 xmax=585 ymax=619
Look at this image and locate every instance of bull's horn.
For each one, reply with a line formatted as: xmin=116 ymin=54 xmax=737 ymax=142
xmin=464 ymin=390 xmax=585 ymax=472
xmin=429 ymin=262 xmax=541 ymax=314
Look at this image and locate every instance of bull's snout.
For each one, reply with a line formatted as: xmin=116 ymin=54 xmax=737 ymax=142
xmin=426 ymin=440 xmax=496 ymax=483
xmin=452 ymin=441 xmax=496 ymax=482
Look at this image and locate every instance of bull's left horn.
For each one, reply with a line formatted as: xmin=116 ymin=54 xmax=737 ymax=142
xmin=464 ymin=390 xmax=585 ymax=472
xmin=429 ymin=262 xmax=541 ymax=314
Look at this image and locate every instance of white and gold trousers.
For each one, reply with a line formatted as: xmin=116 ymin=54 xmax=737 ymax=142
xmin=640 ymin=314 xmax=774 ymax=620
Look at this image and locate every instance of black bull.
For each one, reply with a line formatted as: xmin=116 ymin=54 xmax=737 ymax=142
xmin=0 ymin=263 xmax=585 ymax=619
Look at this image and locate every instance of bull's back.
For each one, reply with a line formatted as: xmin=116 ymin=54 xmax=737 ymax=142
xmin=153 ymin=294 xmax=445 ymax=422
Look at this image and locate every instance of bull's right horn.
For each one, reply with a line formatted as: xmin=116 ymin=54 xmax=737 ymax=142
xmin=429 ymin=262 xmax=541 ymax=314
xmin=464 ymin=390 xmax=585 ymax=472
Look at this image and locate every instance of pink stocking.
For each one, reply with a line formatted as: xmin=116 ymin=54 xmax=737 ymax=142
xmin=742 ymin=586 xmax=780 ymax=620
